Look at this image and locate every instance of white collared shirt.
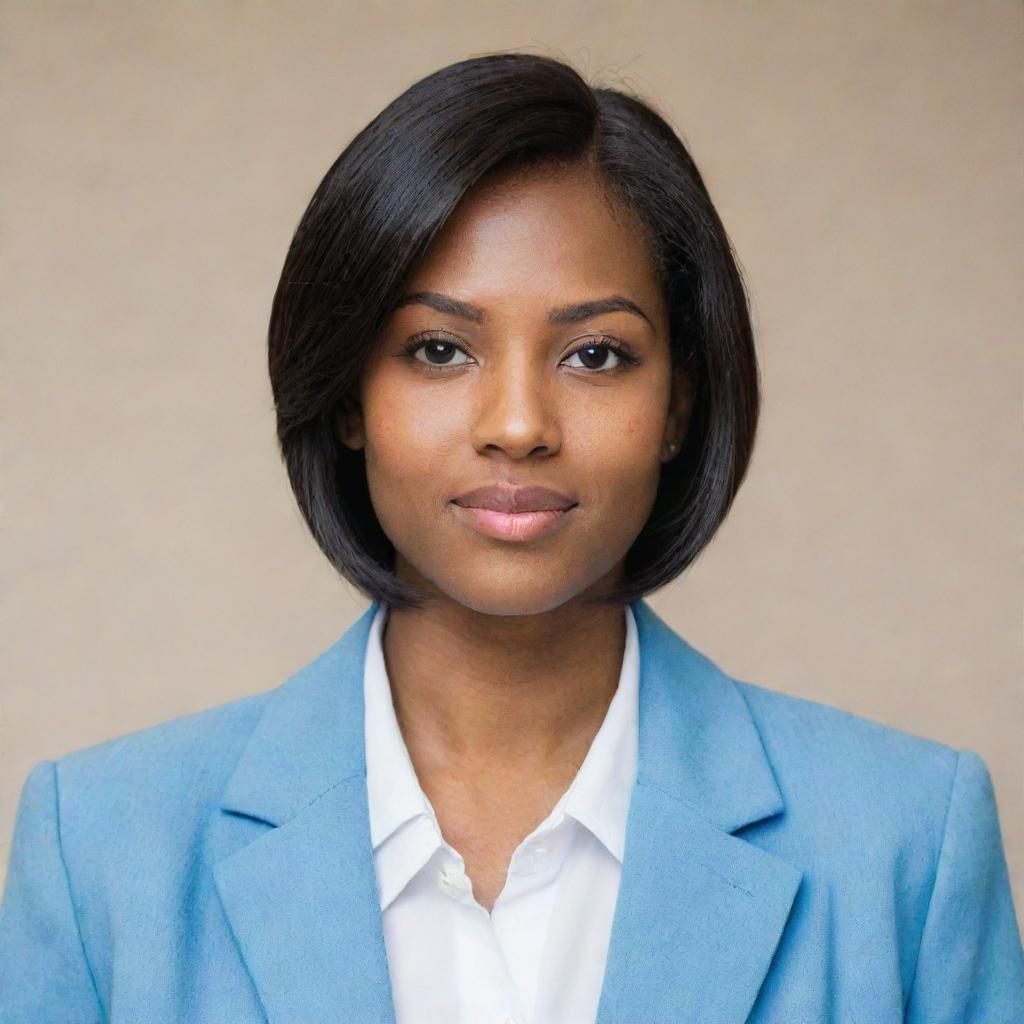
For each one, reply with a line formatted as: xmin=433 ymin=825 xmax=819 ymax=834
xmin=363 ymin=601 xmax=639 ymax=1024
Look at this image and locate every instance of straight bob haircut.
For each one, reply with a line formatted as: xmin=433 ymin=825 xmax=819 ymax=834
xmin=267 ymin=51 xmax=760 ymax=612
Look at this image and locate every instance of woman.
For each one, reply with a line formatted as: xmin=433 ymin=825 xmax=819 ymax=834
xmin=1 ymin=52 xmax=1021 ymax=1024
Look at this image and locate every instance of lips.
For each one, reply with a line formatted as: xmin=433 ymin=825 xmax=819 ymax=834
xmin=451 ymin=483 xmax=577 ymax=513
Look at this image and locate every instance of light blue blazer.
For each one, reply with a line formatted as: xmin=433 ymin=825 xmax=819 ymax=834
xmin=2 ymin=598 xmax=1022 ymax=1023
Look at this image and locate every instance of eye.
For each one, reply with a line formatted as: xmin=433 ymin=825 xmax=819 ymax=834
xmin=402 ymin=334 xmax=472 ymax=369
xmin=563 ymin=338 xmax=639 ymax=372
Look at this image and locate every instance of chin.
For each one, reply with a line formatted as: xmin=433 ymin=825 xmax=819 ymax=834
xmin=458 ymin=597 xmax=569 ymax=619
xmin=431 ymin=560 xmax=625 ymax=619
xmin=421 ymin=570 xmax=586 ymax=619
xmin=394 ymin=539 xmax=626 ymax=618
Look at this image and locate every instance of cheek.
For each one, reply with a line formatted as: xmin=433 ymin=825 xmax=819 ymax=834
xmin=602 ymin=440 xmax=661 ymax=512
xmin=569 ymin=403 xmax=664 ymax=535
xmin=576 ymin=403 xmax=661 ymax=471
xmin=360 ymin=384 xmax=460 ymax=513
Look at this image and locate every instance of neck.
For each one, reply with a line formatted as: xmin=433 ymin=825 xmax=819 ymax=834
xmin=380 ymin=593 xmax=628 ymax=784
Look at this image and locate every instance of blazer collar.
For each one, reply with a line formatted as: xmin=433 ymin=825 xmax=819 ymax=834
xmin=213 ymin=598 xmax=801 ymax=1023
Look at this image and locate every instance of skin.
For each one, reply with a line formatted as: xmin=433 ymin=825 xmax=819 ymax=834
xmin=337 ymin=161 xmax=694 ymax=912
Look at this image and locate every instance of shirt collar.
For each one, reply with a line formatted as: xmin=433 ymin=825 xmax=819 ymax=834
xmin=363 ymin=601 xmax=640 ymax=910
xmin=559 ymin=600 xmax=639 ymax=863
xmin=363 ymin=600 xmax=434 ymax=851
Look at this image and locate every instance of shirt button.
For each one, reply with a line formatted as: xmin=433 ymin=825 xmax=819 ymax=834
xmin=437 ymin=866 xmax=471 ymax=899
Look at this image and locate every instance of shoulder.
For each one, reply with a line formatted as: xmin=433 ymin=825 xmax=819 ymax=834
xmin=29 ymin=687 xmax=275 ymax=876
xmin=47 ymin=616 xmax=368 ymax=810
xmin=729 ymin=675 xmax=1024 ymax=1011
xmin=731 ymin=676 xmax=974 ymax=853
xmin=1 ymin=686 xmax=282 ymax=945
xmin=735 ymin=675 xmax=960 ymax=780
xmin=54 ymin=687 xmax=272 ymax=809
xmin=637 ymin=600 xmax=965 ymax=821
xmin=13 ymin=618 xmax=370 ymax=885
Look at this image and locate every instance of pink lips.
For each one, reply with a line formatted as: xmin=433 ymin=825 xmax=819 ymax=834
xmin=451 ymin=483 xmax=578 ymax=542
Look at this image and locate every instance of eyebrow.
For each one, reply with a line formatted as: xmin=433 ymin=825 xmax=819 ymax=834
xmin=392 ymin=290 xmax=653 ymax=328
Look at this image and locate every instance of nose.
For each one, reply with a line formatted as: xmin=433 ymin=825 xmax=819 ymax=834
xmin=469 ymin=349 xmax=562 ymax=459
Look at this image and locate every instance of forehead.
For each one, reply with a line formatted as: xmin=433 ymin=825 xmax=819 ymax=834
xmin=404 ymin=163 xmax=664 ymax=319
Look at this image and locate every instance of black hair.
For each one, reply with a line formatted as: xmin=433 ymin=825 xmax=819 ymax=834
xmin=267 ymin=51 xmax=760 ymax=611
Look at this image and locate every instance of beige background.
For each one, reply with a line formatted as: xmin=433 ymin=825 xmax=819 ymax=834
xmin=2 ymin=0 xmax=1021 ymax=925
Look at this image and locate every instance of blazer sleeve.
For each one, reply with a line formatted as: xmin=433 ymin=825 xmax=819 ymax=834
xmin=904 ymin=748 xmax=1024 ymax=1022
xmin=0 ymin=760 xmax=103 ymax=1023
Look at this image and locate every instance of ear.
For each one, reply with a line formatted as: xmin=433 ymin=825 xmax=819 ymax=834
xmin=335 ymin=399 xmax=366 ymax=451
xmin=662 ymin=365 xmax=695 ymax=458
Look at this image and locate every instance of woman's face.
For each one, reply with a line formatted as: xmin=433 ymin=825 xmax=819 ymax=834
xmin=338 ymin=162 xmax=693 ymax=617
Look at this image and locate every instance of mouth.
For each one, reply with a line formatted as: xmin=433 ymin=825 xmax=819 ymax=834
xmin=449 ymin=481 xmax=579 ymax=542
xmin=449 ymin=503 xmax=576 ymax=543
xmin=451 ymin=483 xmax=577 ymax=511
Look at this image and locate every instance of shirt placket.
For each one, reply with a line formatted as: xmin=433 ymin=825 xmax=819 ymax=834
xmin=433 ymin=849 xmax=527 ymax=1024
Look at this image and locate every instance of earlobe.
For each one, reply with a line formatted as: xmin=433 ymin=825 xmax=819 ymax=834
xmin=662 ymin=368 xmax=695 ymax=458
xmin=335 ymin=403 xmax=366 ymax=451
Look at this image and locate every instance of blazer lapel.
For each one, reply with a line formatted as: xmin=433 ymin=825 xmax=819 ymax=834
xmin=212 ymin=601 xmax=395 ymax=1024
xmin=211 ymin=598 xmax=802 ymax=1024
xmin=595 ymin=599 xmax=802 ymax=1023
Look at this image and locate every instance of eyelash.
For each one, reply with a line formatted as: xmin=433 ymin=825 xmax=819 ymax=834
xmin=399 ymin=332 xmax=642 ymax=373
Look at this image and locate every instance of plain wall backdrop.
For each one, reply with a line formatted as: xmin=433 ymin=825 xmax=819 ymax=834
xmin=2 ymin=0 xmax=1022 ymax=926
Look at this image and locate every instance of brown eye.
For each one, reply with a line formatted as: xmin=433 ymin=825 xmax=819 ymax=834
xmin=563 ymin=341 xmax=630 ymax=372
xmin=417 ymin=341 xmax=466 ymax=366
xmin=401 ymin=335 xmax=471 ymax=369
